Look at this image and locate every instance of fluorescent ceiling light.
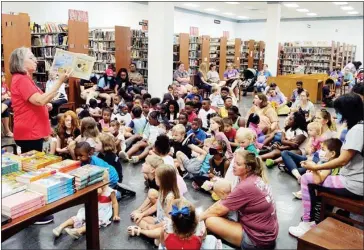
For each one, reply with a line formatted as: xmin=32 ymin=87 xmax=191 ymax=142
xmin=225 ymin=2 xmax=240 ymax=5
xmin=184 ymin=3 xmax=199 ymax=7
xmin=347 ymin=11 xmax=359 ymax=14
xmin=296 ymin=8 xmax=309 ymax=12
xmin=284 ymin=3 xmax=299 ymax=8
xmin=204 ymin=8 xmax=218 ymax=12
xmin=237 ymin=16 xmax=249 ymax=19
xmin=223 ymin=12 xmax=235 ymax=16
xmin=333 ymin=2 xmax=348 ymax=5
xmin=341 ymin=6 xmax=354 ymax=10
xmin=306 ymin=13 xmax=317 ymax=16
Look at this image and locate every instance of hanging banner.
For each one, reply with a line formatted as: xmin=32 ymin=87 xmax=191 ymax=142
xmin=189 ymin=27 xmax=199 ymax=36
xmin=68 ymin=9 xmax=88 ymax=22
xmin=142 ymin=19 xmax=148 ymax=32
xmin=223 ymin=31 xmax=229 ymax=39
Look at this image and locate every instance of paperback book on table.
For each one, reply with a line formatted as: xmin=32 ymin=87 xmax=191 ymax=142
xmin=76 ymin=176 xmax=104 ymax=190
xmin=67 ymin=164 xmax=104 ymax=189
xmin=2 ymin=177 xmax=27 ymax=198
xmin=46 ymin=159 xmax=81 ymax=173
xmin=1 ymin=159 xmax=20 ymax=175
xmin=15 ymin=168 xmax=57 ymax=184
xmin=28 ymin=172 xmax=75 ymax=203
xmin=22 ymin=154 xmax=62 ymax=171
xmin=2 ymin=151 xmax=43 ymax=171
xmin=2 ymin=190 xmax=45 ymax=219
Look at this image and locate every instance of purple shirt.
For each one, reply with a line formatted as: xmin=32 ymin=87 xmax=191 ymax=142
xmin=268 ymin=94 xmax=285 ymax=105
xmin=221 ymin=175 xmax=278 ymax=247
xmin=223 ymin=69 xmax=239 ymax=79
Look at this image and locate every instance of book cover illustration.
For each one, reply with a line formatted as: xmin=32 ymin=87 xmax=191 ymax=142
xmin=51 ymin=49 xmax=95 ymax=80
xmin=46 ymin=159 xmax=80 ymax=173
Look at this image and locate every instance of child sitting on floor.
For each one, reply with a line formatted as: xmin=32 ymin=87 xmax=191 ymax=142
xmin=111 ymin=104 xmax=132 ymax=127
xmin=161 ymin=199 xmax=206 ymax=250
xmin=109 ymin=120 xmax=126 ymax=152
xmin=99 ymin=107 xmax=112 ymax=132
xmin=52 ymin=171 xmax=120 ymax=240
xmin=222 ymin=118 xmax=238 ymax=151
xmin=246 ymin=113 xmax=265 ymax=149
xmin=186 ymin=118 xmax=207 ymax=146
xmin=236 ymin=128 xmax=259 ymax=156
xmin=89 ymin=98 xmax=102 ymax=120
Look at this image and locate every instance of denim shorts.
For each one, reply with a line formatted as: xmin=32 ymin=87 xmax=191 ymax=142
xmin=241 ymin=233 xmax=275 ymax=250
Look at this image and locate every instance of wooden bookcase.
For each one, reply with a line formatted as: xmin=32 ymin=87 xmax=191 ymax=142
xmin=226 ymin=39 xmax=235 ymax=65
xmin=68 ymin=19 xmax=89 ymax=107
xmin=258 ymin=41 xmax=265 ymax=71
xmin=234 ymin=38 xmax=241 ymax=68
xmin=115 ymin=26 xmax=131 ymax=72
xmin=1 ymin=13 xmax=31 ymax=87
xmin=189 ymin=35 xmax=200 ymax=76
xmin=200 ymin=35 xmax=210 ymax=65
xmin=209 ymin=37 xmax=220 ymax=70
xmin=219 ymin=37 xmax=227 ymax=80
xmin=247 ymin=40 xmax=255 ymax=70
xmin=179 ymin=33 xmax=189 ymax=69
xmin=330 ymin=41 xmax=336 ymax=71
xmin=240 ymin=40 xmax=249 ymax=71
xmin=131 ymin=29 xmax=148 ymax=84
xmin=173 ymin=34 xmax=180 ymax=72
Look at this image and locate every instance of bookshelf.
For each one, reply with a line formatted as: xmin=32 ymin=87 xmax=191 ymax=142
xmin=189 ymin=36 xmax=200 ymax=76
xmin=219 ymin=37 xmax=227 ymax=80
xmin=115 ymin=26 xmax=131 ymax=72
xmin=234 ymin=38 xmax=241 ymax=69
xmin=200 ymin=35 xmax=210 ymax=66
xmin=240 ymin=40 xmax=249 ymax=71
xmin=30 ymin=22 xmax=68 ymax=90
xmin=173 ymin=34 xmax=180 ymax=72
xmin=88 ymin=29 xmax=115 ymax=75
xmin=258 ymin=41 xmax=265 ymax=71
xmin=131 ymin=29 xmax=148 ymax=84
xmin=2 ymin=13 xmax=31 ymax=87
xmin=252 ymin=40 xmax=260 ymax=71
xmin=179 ymin=33 xmax=190 ymax=69
xmin=226 ymin=39 xmax=235 ymax=65
xmin=209 ymin=37 xmax=220 ymax=72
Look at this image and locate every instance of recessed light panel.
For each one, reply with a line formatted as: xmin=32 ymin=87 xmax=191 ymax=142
xmin=183 ymin=3 xmax=199 ymax=8
xmin=237 ymin=16 xmax=249 ymax=19
xmin=296 ymin=8 xmax=309 ymax=12
xmin=223 ymin=12 xmax=235 ymax=16
xmin=341 ymin=6 xmax=354 ymax=10
xmin=284 ymin=3 xmax=299 ymax=8
xmin=347 ymin=11 xmax=359 ymax=14
xmin=306 ymin=13 xmax=317 ymax=16
xmin=333 ymin=2 xmax=348 ymax=5
xmin=204 ymin=8 xmax=218 ymax=12
xmin=225 ymin=2 xmax=240 ymax=4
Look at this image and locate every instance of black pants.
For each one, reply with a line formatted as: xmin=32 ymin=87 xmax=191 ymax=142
xmin=308 ymin=183 xmax=364 ymax=223
xmin=15 ymin=139 xmax=44 ymax=154
xmin=50 ymin=98 xmax=68 ymax=117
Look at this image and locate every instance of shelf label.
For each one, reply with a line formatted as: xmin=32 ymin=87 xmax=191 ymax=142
xmin=214 ymin=20 xmax=221 ymax=24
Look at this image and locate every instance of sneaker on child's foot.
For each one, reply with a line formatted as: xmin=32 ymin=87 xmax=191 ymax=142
xmin=34 ymin=215 xmax=54 ymax=225
xmin=52 ymin=226 xmax=64 ymax=237
xmin=65 ymin=228 xmax=81 ymax=240
xmin=192 ymin=181 xmax=200 ymax=190
xmin=292 ymin=191 xmax=302 ymax=200
xmin=118 ymin=151 xmax=129 ymax=162
xmin=265 ymin=159 xmax=275 ymax=169
xmin=131 ymin=156 xmax=139 ymax=164
xmin=288 ymin=221 xmax=316 ymax=238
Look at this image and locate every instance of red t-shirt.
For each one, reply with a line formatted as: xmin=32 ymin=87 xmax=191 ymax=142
xmin=11 ymin=73 xmax=51 ymax=140
xmin=164 ymin=234 xmax=202 ymax=250
xmin=221 ymin=175 xmax=278 ymax=247
xmin=224 ymin=128 xmax=237 ymax=142
xmin=187 ymin=112 xmax=197 ymax=123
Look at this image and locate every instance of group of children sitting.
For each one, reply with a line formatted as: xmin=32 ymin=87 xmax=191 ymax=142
xmin=40 ymin=76 xmax=355 ymax=249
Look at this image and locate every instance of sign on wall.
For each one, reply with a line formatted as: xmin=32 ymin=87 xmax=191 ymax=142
xmin=189 ymin=26 xmax=199 ymax=36
xmin=68 ymin=9 xmax=88 ymax=22
xmin=214 ymin=20 xmax=221 ymax=24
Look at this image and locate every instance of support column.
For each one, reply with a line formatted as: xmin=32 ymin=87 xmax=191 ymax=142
xmin=264 ymin=2 xmax=281 ymax=76
xmin=148 ymin=2 xmax=174 ymax=98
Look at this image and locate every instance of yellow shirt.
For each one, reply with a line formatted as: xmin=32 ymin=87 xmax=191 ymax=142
xmin=219 ymin=107 xmax=228 ymax=118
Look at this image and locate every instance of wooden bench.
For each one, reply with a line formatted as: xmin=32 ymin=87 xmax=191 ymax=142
xmin=318 ymin=191 xmax=364 ymax=226
xmin=298 ymin=217 xmax=363 ymax=250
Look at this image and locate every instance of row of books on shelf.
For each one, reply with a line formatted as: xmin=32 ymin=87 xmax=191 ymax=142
xmin=31 ymin=22 xmax=68 ymax=34
xmin=32 ymin=47 xmax=56 ymax=58
xmin=131 ymin=38 xmax=148 ymax=49
xmin=93 ymin=63 xmax=113 ymax=73
xmin=189 ymin=59 xmax=199 ymax=67
xmin=89 ymin=29 xmax=115 ymax=40
xmin=89 ymin=51 xmax=115 ymax=63
xmin=189 ymin=51 xmax=200 ymax=58
xmin=189 ymin=44 xmax=199 ymax=50
xmin=132 ymin=29 xmax=147 ymax=38
xmin=89 ymin=41 xmax=115 ymax=51
xmin=31 ymin=34 xmax=68 ymax=47
xmin=189 ymin=36 xmax=199 ymax=44
xmin=2 ymin=151 xmax=105 ymax=219
xmin=135 ymin=60 xmax=148 ymax=70
xmin=131 ymin=50 xmax=148 ymax=60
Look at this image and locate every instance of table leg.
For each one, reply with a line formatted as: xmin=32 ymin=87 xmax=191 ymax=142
xmin=85 ymin=189 xmax=100 ymax=250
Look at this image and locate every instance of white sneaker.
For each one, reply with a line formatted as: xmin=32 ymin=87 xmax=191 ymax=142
xmin=118 ymin=151 xmax=129 ymax=161
xmin=289 ymin=221 xmax=316 ymax=238
xmin=52 ymin=226 xmax=63 ymax=237
xmin=292 ymin=191 xmax=302 ymax=200
xmin=65 ymin=228 xmax=81 ymax=240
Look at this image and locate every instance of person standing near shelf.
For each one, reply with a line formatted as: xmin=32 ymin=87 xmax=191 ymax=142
xmin=173 ymin=61 xmax=192 ymax=95
xmin=46 ymin=71 xmax=68 ymax=125
xmin=10 ymin=47 xmax=71 ymax=224
xmin=128 ymin=62 xmax=144 ymax=95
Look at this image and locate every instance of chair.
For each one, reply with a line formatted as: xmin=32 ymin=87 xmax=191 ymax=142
xmin=318 ymin=191 xmax=364 ymax=227
xmin=297 ymin=217 xmax=363 ymax=250
xmin=58 ymin=102 xmax=75 ymax=113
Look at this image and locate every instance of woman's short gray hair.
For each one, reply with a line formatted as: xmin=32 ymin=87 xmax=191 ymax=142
xmin=9 ymin=47 xmax=30 ymax=75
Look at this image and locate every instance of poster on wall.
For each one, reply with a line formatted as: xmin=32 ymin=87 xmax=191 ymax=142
xmin=142 ymin=20 xmax=148 ymax=32
xmin=51 ymin=49 xmax=95 ymax=80
xmin=189 ymin=27 xmax=199 ymax=36
xmin=223 ymin=31 xmax=229 ymax=39
xmin=68 ymin=9 xmax=88 ymax=22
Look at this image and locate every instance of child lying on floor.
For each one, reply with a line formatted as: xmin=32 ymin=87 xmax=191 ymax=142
xmin=52 ymin=172 xmax=120 ymax=239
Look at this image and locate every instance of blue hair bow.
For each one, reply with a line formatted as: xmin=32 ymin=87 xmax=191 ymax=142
xmin=169 ymin=205 xmax=190 ymax=217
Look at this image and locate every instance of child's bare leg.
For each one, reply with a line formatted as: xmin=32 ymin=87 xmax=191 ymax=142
xmin=132 ymin=189 xmax=158 ymax=215
xmin=137 ymin=216 xmax=156 ymax=229
xmin=136 ymin=146 xmax=152 ymax=161
xmin=176 ymin=151 xmax=187 ymax=171
xmin=262 ymin=133 xmax=275 ymax=146
xmin=126 ymin=141 xmax=144 ymax=158
xmin=76 ymin=225 xmax=86 ymax=235
xmin=57 ymin=218 xmax=75 ymax=231
xmin=140 ymin=226 xmax=163 ymax=239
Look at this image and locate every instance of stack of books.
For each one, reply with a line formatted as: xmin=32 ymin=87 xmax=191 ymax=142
xmin=2 ymin=190 xmax=45 ymax=219
xmin=22 ymin=154 xmax=62 ymax=172
xmin=15 ymin=168 xmax=57 ymax=184
xmin=46 ymin=160 xmax=81 ymax=173
xmin=68 ymin=165 xmax=105 ymax=190
xmin=1 ymin=159 xmax=20 ymax=175
xmin=2 ymin=172 xmax=27 ymax=198
xmin=28 ymin=172 xmax=75 ymax=204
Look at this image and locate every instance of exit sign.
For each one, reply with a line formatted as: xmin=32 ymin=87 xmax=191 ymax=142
xmin=214 ymin=19 xmax=221 ymax=24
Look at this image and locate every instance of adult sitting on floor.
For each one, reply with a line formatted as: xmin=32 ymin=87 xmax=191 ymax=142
xmin=97 ymin=68 xmax=118 ymax=107
xmin=80 ymin=74 xmax=98 ymax=105
xmin=199 ymin=149 xmax=278 ymax=249
xmin=290 ymin=90 xmax=315 ymax=122
xmin=128 ymin=63 xmax=145 ymax=95
xmin=116 ymin=68 xmax=133 ymax=102
xmin=223 ymin=63 xmax=241 ymax=101
xmin=173 ymin=61 xmax=192 ymax=95
xmin=267 ymin=86 xmax=290 ymax=116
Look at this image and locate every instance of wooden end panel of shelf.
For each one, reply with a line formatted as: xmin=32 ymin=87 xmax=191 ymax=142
xmin=258 ymin=41 xmax=265 ymax=71
xmin=248 ymin=40 xmax=254 ymax=69
xmin=330 ymin=41 xmax=335 ymax=71
xmin=219 ymin=37 xmax=227 ymax=80
xmin=115 ymin=26 xmax=131 ymax=71
xmin=341 ymin=43 xmax=346 ymax=68
xmin=201 ymin=35 xmax=210 ymax=65
xmin=68 ymin=20 xmax=89 ymax=107
xmin=234 ymin=38 xmax=241 ymax=67
xmin=179 ymin=33 xmax=190 ymax=69
xmin=336 ymin=42 xmax=340 ymax=68
xmin=2 ymin=13 xmax=31 ymax=88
